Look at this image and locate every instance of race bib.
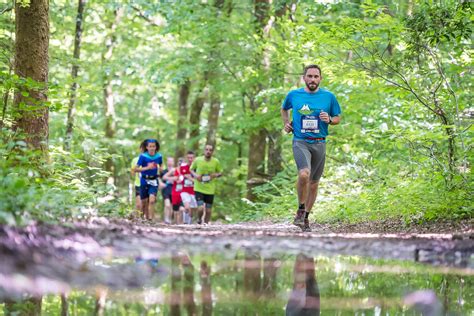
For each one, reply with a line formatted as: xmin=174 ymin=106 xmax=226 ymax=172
xmin=176 ymin=184 xmax=183 ymax=192
xmin=146 ymin=179 xmax=158 ymax=186
xmin=301 ymin=115 xmax=319 ymax=133
xmin=202 ymin=175 xmax=211 ymax=183
xmin=184 ymin=179 xmax=193 ymax=187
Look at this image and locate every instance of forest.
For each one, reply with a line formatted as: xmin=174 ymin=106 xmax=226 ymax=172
xmin=0 ymin=0 xmax=472 ymax=226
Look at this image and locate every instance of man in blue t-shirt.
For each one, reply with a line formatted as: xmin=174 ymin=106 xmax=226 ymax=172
xmin=136 ymin=139 xmax=163 ymax=220
xmin=281 ymin=64 xmax=342 ymax=232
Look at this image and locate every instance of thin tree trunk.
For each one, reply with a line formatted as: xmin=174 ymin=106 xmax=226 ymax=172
xmin=200 ymin=261 xmax=212 ymax=316
xmin=1 ymin=64 xmax=12 ymax=129
xmin=175 ymin=79 xmax=191 ymax=159
xmin=65 ymin=0 xmax=86 ymax=151
xmin=206 ymin=89 xmax=220 ymax=148
xmin=182 ymin=259 xmax=197 ymax=316
xmin=247 ymin=127 xmax=267 ymax=200
xmin=246 ymin=0 xmax=271 ymax=200
xmin=262 ymin=257 xmax=278 ymax=298
xmin=61 ymin=294 xmax=69 ymax=316
xmin=189 ymin=83 xmax=206 ymax=152
xmin=243 ymin=251 xmax=261 ymax=296
xmin=94 ymin=288 xmax=107 ymax=316
xmin=170 ymin=255 xmax=182 ymax=316
xmin=265 ymin=2 xmax=288 ymax=177
xmin=102 ymin=8 xmax=123 ymax=183
xmin=13 ymin=0 xmax=49 ymax=152
xmin=267 ymin=131 xmax=282 ymax=176
xmin=201 ymin=2 xmax=232 ymax=150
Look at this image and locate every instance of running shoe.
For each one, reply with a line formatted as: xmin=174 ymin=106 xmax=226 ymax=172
xmin=302 ymin=219 xmax=311 ymax=232
xmin=293 ymin=209 xmax=305 ymax=227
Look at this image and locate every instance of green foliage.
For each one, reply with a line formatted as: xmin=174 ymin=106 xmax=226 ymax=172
xmin=0 ymin=129 xmax=132 ymax=225
xmin=1 ymin=0 xmax=471 ymax=225
xmin=405 ymin=1 xmax=472 ymax=46
xmin=319 ymin=175 xmax=472 ymax=224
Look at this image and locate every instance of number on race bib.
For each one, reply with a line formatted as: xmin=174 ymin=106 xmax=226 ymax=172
xmin=146 ymin=179 xmax=158 ymax=186
xmin=301 ymin=115 xmax=319 ymax=133
xmin=202 ymin=175 xmax=211 ymax=183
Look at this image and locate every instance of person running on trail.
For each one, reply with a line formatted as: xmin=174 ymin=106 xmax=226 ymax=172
xmin=281 ymin=64 xmax=341 ymax=232
xmin=180 ymin=150 xmax=197 ymax=224
xmin=135 ymin=139 xmax=163 ymax=221
xmin=160 ymin=156 xmax=175 ymax=224
xmin=165 ymin=156 xmax=196 ymax=224
xmin=191 ymin=144 xmax=222 ymax=224
xmin=130 ymin=140 xmax=147 ymax=216
xmin=164 ymin=157 xmax=186 ymax=224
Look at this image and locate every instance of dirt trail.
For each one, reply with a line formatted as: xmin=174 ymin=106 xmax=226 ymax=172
xmin=0 ymin=218 xmax=472 ymax=299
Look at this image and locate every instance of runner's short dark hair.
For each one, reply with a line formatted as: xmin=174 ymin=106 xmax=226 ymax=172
xmin=187 ymin=150 xmax=195 ymax=155
xmin=303 ymin=64 xmax=322 ymax=76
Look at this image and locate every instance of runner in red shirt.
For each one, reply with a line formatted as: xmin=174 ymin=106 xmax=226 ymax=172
xmin=180 ymin=151 xmax=197 ymax=224
xmin=163 ymin=157 xmax=186 ymax=224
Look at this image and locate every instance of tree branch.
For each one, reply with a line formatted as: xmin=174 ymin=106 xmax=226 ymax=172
xmin=130 ymin=5 xmax=161 ymax=27
xmin=0 ymin=5 xmax=13 ymax=15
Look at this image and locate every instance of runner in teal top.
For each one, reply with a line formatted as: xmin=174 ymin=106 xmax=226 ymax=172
xmin=281 ymin=65 xmax=342 ymax=232
xmin=135 ymin=139 xmax=163 ymax=221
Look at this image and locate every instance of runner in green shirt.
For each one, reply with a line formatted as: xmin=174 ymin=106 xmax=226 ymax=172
xmin=190 ymin=144 xmax=222 ymax=224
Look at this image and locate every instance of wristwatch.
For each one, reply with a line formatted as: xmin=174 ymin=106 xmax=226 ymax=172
xmin=328 ymin=117 xmax=333 ymax=124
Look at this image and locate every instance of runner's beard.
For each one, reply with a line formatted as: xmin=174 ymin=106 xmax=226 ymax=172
xmin=305 ymin=82 xmax=319 ymax=91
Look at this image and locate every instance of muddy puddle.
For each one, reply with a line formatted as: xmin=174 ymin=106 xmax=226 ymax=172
xmin=0 ymin=219 xmax=473 ymax=315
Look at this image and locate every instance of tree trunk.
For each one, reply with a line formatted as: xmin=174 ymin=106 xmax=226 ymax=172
xmin=13 ymin=0 xmax=49 ymax=152
xmin=170 ymin=255 xmax=182 ymax=316
xmin=201 ymin=2 xmax=232 ymax=150
xmin=175 ymin=79 xmax=191 ymax=159
xmin=60 ymin=294 xmax=69 ymax=316
xmin=265 ymin=1 xmax=288 ymax=177
xmin=262 ymin=257 xmax=278 ymax=298
xmin=102 ymin=8 xmax=123 ymax=183
xmin=247 ymin=127 xmax=267 ymax=200
xmin=200 ymin=261 xmax=212 ymax=316
xmin=246 ymin=0 xmax=271 ymax=200
xmin=206 ymin=89 xmax=220 ymax=148
xmin=267 ymin=131 xmax=283 ymax=176
xmin=64 ymin=0 xmax=86 ymax=151
xmin=94 ymin=288 xmax=107 ymax=316
xmin=1 ymin=65 xmax=12 ymax=129
xmin=243 ymin=251 xmax=261 ymax=295
xmin=189 ymin=83 xmax=206 ymax=152
xmin=182 ymin=259 xmax=197 ymax=316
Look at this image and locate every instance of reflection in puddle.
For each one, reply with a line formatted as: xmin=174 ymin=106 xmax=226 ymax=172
xmin=1 ymin=249 xmax=472 ymax=315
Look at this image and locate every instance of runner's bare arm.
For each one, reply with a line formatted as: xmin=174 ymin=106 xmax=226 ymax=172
xmin=184 ymin=174 xmax=194 ymax=181
xmin=281 ymin=108 xmax=293 ymax=133
xmin=162 ymin=168 xmax=176 ymax=181
xmin=319 ymin=111 xmax=341 ymax=125
xmin=190 ymin=170 xmax=201 ymax=180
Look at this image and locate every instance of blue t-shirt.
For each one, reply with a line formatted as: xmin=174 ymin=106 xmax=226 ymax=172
xmin=282 ymin=88 xmax=341 ymax=143
xmin=137 ymin=152 xmax=163 ymax=184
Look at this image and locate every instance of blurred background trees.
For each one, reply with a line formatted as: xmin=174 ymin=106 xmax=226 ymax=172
xmin=0 ymin=0 xmax=471 ymax=224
